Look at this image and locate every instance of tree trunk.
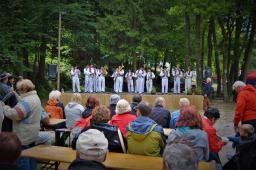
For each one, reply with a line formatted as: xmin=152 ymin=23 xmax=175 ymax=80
xmin=218 ymin=18 xmax=229 ymax=101
xmin=201 ymin=25 xmax=206 ymax=81
xmin=37 ymin=37 xmax=46 ymax=83
xmin=211 ymin=17 xmax=222 ymax=97
xmin=207 ymin=18 xmax=213 ymax=68
xmin=195 ymin=14 xmax=202 ymax=88
xmin=184 ymin=14 xmax=190 ymax=68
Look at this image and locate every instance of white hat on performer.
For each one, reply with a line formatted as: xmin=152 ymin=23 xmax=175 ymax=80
xmin=116 ymin=99 xmax=131 ymax=114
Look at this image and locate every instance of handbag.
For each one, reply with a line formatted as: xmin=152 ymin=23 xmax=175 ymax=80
xmin=117 ymin=128 xmax=127 ymax=153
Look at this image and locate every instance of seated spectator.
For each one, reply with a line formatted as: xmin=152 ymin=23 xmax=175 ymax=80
xmin=202 ymin=108 xmax=227 ymax=164
xmin=0 ymin=132 xmax=22 ymax=170
xmin=72 ymin=106 xmax=125 ymax=153
xmin=167 ymin=105 xmax=209 ymax=161
xmin=130 ymin=94 xmax=142 ymax=116
xmin=126 ymin=102 xmax=165 ymax=156
xmin=169 ymin=98 xmax=190 ymax=128
xmin=2 ymin=79 xmax=41 ymax=170
xmin=109 ymin=99 xmax=136 ymax=136
xmin=65 ymin=93 xmax=85 ymax=129
xmin=151 ymin=97 xmax=170 ymax=128
xmin=7 ymin=73 xmax=15 ymax=90
xmin=163 ymin=143 xmax=197 ymax=170
xmin=45 ymin=90 xmax=64 ymax=119
xmin=37 ymin=108 xmax=52 ymax=145
xmin=69 ymin=129 xmax=108 ymax=170
xmin=108 ymin=94 xmax=120 ymax=117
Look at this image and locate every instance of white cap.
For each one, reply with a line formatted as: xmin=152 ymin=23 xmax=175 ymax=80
xmin=115 ymin=99 xmax=131 ymax=114
xmin=76 ymin=129 xmax=108 ymax=162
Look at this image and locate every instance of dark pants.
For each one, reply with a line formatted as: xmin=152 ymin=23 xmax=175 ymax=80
xmin=17 ymin=143 xmax=36 ymax=170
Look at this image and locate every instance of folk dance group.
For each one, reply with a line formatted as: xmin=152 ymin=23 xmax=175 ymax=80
xmin=71 ymin=65 xmax=195 ymax=94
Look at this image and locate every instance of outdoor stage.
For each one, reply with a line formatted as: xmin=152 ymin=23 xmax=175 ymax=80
xmin=60 ymin=93 xmax=203 ymax=111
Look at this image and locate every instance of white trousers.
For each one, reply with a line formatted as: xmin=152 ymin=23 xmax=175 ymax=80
xmin=135 ymin=79 xmax=139 ymax=93
xmin=127 ymin=79 xmax=134 ymax=92
xmin=146 ymin=79 xmax=153 ymax=93
xmin=115 ymin=77 xmax=123 ymax=93
xmin=138 ymin=78 xmax=144 ymax=93
xmin=98 ymin=76 xmax=105 ymax=92
xmin=88 ymin=76 xmax=94 ymax=93
xmin=84 ymin=76 xmax=89 ymax=92
xmin=185 ymin=78 xmax=192 ymax=94
xmin=72 ymin=77 xmax=80 ymax=93
xmin=161 ymin=78 xmax=168 ymax=94
xmin=94 ymin=77 xmax=98 ymax=92
xmin=174 ymin=77 xmax=180 ymax=94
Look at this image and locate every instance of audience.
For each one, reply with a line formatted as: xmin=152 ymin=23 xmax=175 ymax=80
xmin=232 ymin=81 xmax=256 ymax=131
xmin=72 ymin=106 xmax=125 ymax=153
xmin=167 ymin=105 xmax=209 ymax=161
xmin=109 ymin=99 xmax=136 ymax=137
xmin=163 ymin=143 xmax=197 ymax=170
xmin=126 ymin=102 xmax=165 ymax=156
xmin=45 ymin=90 xmax=64 ymax=119
xmin=2 ymin=79 xmax=41 ymax=170
xmin=65 ymin=93 xmax=85 ymax=129
xmin=130 ymin=94 xmax=142 ymax=116
xmin=151 ymin=97 xmax=170 ymax=128
xmin=169 ymin=98 xmax=190 ymax=128
xmin=0 ymin=132 xmax=22 ymax=170
xmin=108 ymin=94 xmax=121 ymax=117
xmin=69 ymin=129 xmax=108 ymax=170
xmin=82 ymin=96 xmax=100 ymax=118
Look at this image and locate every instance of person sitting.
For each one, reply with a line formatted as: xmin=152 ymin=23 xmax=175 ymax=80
xmin=0 ymin=132 xmax=22 ymax=170
xmin=130 ymin=94 xmax=142 ymax=116
xmin=151 ymin=97 xmax=170 ymax=128
xmin=167 ymin=105 xmax=209 ymax=161
xmin=126 ymin=102 xmax=165 ymax=156
xmin=65 ymin=93 xmax=85 ymax=129
xmin=202 ymin=108 xmax=227 ymax=165
xmin=2 ymin=79 xmax=41 ymax=170
xmin=45 ymin=90 xmax=64 ymax=119
xmin=163 ymin=143 xmax=198 ymax=170
xmin=108 ymin=94 xmax=120 ymax=117
xmin=169 ymin=98 xmax=190 ymax=128
xmin=72 ymin=106 xmax=125 ymax=153
xmin=109 ymin=99 xmax=136 ymax=137
xmin=69 ymin=129 xmax=108 ymax=170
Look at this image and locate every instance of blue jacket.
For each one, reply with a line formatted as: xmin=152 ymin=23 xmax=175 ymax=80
xmin=203 ymin=83 xmax=212 ymax=96
xmin=151 ymin=105 xmax=170 ymax=128
xmin=169 ymin=109 xmax=180 ymax=128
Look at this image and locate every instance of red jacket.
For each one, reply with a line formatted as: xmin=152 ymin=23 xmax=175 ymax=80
xmin=109 ymin=113 xmax=136 ymax=137
xmin=234 ymin=85 xmax=256 ymax=127
xmin=202 ymin=116 xmax=225 ymax=153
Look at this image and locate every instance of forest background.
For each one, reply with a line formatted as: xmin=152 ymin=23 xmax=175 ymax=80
xmin=0 ymin=0 xmax=255 ymax=101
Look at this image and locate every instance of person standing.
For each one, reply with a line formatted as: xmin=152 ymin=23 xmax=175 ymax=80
xmin=111 ymin=68 xmax=118 ymax=93
xmin=115 ymin=66 xmax=124 ymax=93
xmin=203 ymin=78 xmax=212 ymax=111
xmin=146 ymin=68 xmax=155 ymax=93
xmin=136 ymin=67 xmax=146 ymax=94
xmin=83 ymin=65 xmax=89 ymax=93
xmin=98 ymin=67 xmax=107 ymax=92
xmin=71 ymin=66 xmax=81 ymax=93
xmin=125 ymin=69 xmax=135 ymax=93
xmin=172 ymin=65 xmax=182 ymax=94
xmin=184 ymin=67 xmax=193 ymax=94
xmin=94 ymin=66 xmax=99 ymax=93
xmin=88 ymin=65 xmax=95 ymax=93
xmin=160 ymin=66 xmax=170 ymax=94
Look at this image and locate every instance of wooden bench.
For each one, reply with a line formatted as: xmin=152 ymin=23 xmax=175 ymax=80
xmin=21 ymin=145 xmax=214 ymax=170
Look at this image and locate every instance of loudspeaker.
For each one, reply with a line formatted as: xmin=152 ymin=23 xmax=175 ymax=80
xmin=48 ymin=64 xmax=57 ymax=80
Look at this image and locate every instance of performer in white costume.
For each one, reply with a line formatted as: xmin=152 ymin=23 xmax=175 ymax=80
xmin=172 ymin=64 xmax=182 ymax=94
xmin=125 ymin=69 xmax=135 ymax=93
xmin=94 ymin=66 xmax=99 ymax=92
xmin=71 ymin=66 xmax=81 ymax=93
xmin=88 ymin=65 xmax=95 ymax=93
xmin=146 ymin=68 xmax=155 ymax=93
xmin=184 ymin=66 xmax=193 ymax=94
xmin=160 ymin=66 xmax=170 ymax=94
xmin=98 ymin=66 xmax=108 ymax=92
xmin=136 ymin=67 xmax=146 ymax=94
xmin=114 ymin=66 xmax=124 ymax=93
xmin=83 ymin=65 xmax=89 ymax=92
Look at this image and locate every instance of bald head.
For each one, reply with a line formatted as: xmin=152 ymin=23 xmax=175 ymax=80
xmin=155 ymin=97 xmax=166 ymax=107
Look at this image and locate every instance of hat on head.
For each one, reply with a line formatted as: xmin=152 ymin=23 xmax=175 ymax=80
xmin=110 ymin=94 xmax=120 ymax=105
xmin=76 ymin=129 xmax=108 ymax=162
xmin=116 ymin=99 xmax=131 ymax=114
xmin=0 ymin=73 xmax=10 ymax=81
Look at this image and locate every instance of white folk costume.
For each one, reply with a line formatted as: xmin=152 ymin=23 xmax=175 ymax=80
xmin=146 ymin=71 xmax=155 ymax=93
xmin=160 ymin=68 xmax=170 ymax=94
xmin=136 ymin=69 xmax=146 ymax=94
xmin=71 ymin=67 xmax=81 ymax=93
xmin=88 ymin=66 xmax=95 ymax=93
xmin=114 ymin=68 xmax=124 ymax=93
xmin=185 ymin=70 xmax=193 ymax=94
xmin=98 ymin=68 xmax=107 ymax=92
xmin=125 ymin=71 xmax=135 ymax=93
xmin=83 ymin=66 xmax=89 ymax=92
xmin=172 ymin=67 xmax=182 ymax=94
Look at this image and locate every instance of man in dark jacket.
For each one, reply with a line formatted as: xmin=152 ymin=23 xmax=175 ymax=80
xmin=130 ymin=94 xmax=142 ymax=116
xmin=151 ymin=97 xmax=170 ymax=128
xmin=69 ymin=129 xmax=108 ymax=170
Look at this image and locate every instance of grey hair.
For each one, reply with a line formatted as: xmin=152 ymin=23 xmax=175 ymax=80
xmin=154 ymin=97 xmax=165 ymax=106
xmin=232 ymin=81 xmax=246 ymax=91
xmin=49 ymin=90 xmax=61 ymax=100
xmin=179 ymin=98 xmax=190 ymax=107
xmin=163 ymin=144 xmax=197 ymax=170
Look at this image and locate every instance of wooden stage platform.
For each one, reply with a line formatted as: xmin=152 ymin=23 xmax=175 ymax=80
xmin=60 ymin=93 xmax=203 ymax=111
